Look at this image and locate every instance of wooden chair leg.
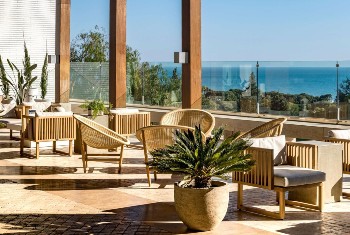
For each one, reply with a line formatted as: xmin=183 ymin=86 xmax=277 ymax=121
xmin=36 ymin=142 xmax=39 ymax=159
xmin=68 ymin=140 xmax=72 ymax=157
xmin=53 ymin=141 xmax=56 ymax=152
xmin=154 ymin=171 xmax=157 ymax=180
xmin=20 ymin=133 xmax=24 ymax=156
xmin=277 ymin=189 xmax=285 ymax=220
xmin=81 ymin=142 xmax=87 ymax=173
xmin=10 ymin=129 xmax=13 ymax=140
xmin=118 ymin=145 xmax=124 ymax=174
xmin=237 ymin=183 xmax=243 ymax=210
xmin=319 ymin=183 xmax=324 ymax=212
xmin=146 ymin=165 xmax=151 ymax=187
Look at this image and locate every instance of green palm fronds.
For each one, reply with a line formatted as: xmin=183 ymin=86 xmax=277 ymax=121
xmin=149 ymin=125 xmax=255 ymax=188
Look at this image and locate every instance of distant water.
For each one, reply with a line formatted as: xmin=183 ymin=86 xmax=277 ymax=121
xmin=160 ymin=63 xmax=350 ymax=99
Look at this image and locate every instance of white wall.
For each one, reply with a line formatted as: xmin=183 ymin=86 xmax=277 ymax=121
xmin=0 ymin=0 xmax=56 ymax=100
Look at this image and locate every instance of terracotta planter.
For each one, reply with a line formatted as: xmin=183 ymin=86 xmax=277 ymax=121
xmin=174 ymin=181 xmax=229 ymax=231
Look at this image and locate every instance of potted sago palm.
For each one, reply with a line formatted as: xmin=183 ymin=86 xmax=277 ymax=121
xmin=149 ymin=126 xmax=255 ymax=231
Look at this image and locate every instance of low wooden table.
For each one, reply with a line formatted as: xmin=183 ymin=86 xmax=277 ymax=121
xmin=288 ymin=140 xmax=343 ymax=204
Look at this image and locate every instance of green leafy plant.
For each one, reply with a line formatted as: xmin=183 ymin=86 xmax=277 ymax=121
xmin=0 ymin=42 xmax=38 ymax=105
xmin=40 ymin=53 xmax=48 ymax=99
xmin=149 ymin=126 xmax=255 ymax=188
xmin=0 ymin=55 xmax=10 ymax=99
xmin=79 ymin=99 xmax=111 ymax=119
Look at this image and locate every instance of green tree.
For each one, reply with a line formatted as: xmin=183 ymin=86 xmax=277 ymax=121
xmin=339 ymin=77 xmax=350 ymax=102
xmin=70 ymin=25 xmax=109 ymax=62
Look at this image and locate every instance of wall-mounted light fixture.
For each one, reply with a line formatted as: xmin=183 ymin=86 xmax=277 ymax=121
xmin=174 ymin=52 xmax=188 ymax=64
xmin=48 ymin=55 xmax=59 ymax=64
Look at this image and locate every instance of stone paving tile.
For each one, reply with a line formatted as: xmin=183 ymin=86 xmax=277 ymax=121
xmin=0 ymin=129 xmax=349 ymax=234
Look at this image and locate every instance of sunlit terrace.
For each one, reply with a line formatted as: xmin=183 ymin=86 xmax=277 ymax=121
xmin=1 ymin=0 xmax=350 ymax=234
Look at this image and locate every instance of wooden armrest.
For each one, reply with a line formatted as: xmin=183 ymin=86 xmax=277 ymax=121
xmin=232 ymin=147 xmax=274 ymax=190
xmin=286 ymin=142 xmax=318 ymax=169
xmin=22 ymin=115 xmax=35 ymax=119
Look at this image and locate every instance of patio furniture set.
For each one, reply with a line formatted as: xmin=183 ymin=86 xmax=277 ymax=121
xmin=0 ymin=103 xmax=348 ymax=220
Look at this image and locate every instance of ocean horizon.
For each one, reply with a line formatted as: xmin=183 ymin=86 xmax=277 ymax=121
xmin=159 ymin=63 xmax=350 ymax=99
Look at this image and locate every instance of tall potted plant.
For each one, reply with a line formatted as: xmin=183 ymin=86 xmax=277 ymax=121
xmin=0 ymin=42 xmax=38 ymax=105
xmin=149 ymin=126 xmax=255 ymax=231
xmin=36 ymin=53 xmax=49 ymax=102
xmin=0 ymin=55 xmax=11 ymax=103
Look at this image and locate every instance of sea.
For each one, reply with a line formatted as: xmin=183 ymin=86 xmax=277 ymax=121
xmin=159 ymin=62 xmax=350 ymax=100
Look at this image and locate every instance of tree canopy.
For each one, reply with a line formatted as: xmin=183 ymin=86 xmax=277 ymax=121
xmin=71 ymin=25 xmax=109 ymax=62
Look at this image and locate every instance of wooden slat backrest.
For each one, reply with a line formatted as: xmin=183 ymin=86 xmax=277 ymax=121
xmin=286 ymin=142 xmax=318 ymax=170
xmin=32 ymin=116 xmax=76 ymax=141
xmin=232 ymin=147 xmax=274 ymax=190
xmin=109 ymin=112 xmax=151 ymax=136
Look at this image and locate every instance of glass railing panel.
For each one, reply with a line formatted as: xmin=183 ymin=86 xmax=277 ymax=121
xmin=338 ymin=61 xmax=350 ymax=120
xmin=258 ymin=61 xmax=338 ymax=119
xmin=70 ymin=62 xmax=109 ymax=101
xmin=126 ymin=61 xmax=182 ymax=107
xmin=202 ymin=61 xmax=257 ymax=113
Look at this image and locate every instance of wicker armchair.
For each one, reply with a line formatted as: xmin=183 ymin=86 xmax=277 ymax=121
xmin=136 ymin=125 xmax=205 ymax=186
xmin=74 ymin=114 xmax=130 ymax=173
xmin=160 ymin=109 xmax=215 ymax=137
xmin=237 ymin=117 xmax=287 ymax=139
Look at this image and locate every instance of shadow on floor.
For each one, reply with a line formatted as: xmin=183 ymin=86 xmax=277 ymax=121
xmin=0 ymin=213 xmax=172 ymax=234
xmin=277 ymin=212 xmax=350 ymax=234
xmin=0 ymin=166 xmax=77 ymax=175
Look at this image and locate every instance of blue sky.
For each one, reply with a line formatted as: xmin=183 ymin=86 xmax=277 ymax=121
xmin=71 ymin=0 xmax=350 ymax=62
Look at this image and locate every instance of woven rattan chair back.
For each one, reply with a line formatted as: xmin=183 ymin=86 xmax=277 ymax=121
xmin=238 ymin=117 xmax=287 ymax=139
xmin=136 ymin=125 xmax=205 ymax=186
xmin=160 ymin=109 xmax=215 ymax=136
xmin=74 ymin=114 xmax=130 ymax=173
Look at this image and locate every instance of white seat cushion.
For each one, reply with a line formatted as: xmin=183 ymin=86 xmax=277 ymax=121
xmin=274 ymin=165 xmax=326 ymax=187
xmin=110 ymin=108 xmax=139 ymax=114
xmin=0 ymin=118 xmax=22 ymax=124
xmin=6 ymin=123 xmax=22 ymax=131
xmin=36 ymin=111 xmax=73 ymax=117
xmin=249 ymin=135 xmax=286 ymax=165
xmin=328 ymin=129 xmax=350 ymax=139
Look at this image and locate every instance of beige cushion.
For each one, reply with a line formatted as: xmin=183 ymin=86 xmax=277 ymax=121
xmin=110 ymin=108 xmax=139 ymax=114
xmin=0 ymin=100 xmax=17 ymax=118
xmin=249 ymin=135 xmax=286 ymax=165
xmin=23 ymin=101 xmax=51 ymax=112
xmin=54 ymin=107 xmax=66 ymax=112
xmin=36 ymin=111 xmax=73 ymax=117
xmin=6 ymin=123 xmax=22 ymax=131
xmin=274 ymin=165 xmax=325 ymax=187
xmin=328 ymin=129 xmax=350 ymax=139
xmin=0 ymin=118 xmax=22 ymax=125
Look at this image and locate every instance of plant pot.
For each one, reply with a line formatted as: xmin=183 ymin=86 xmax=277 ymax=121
xmin=174 ymin=180 xmax=229 ymax=231
xmin=1 ymin=98 xmax=13 ymax=104
xmin=87 ymin=109 xmax=104 ymax=116
xmin=34 ymin=98 xmax=51 ymax=103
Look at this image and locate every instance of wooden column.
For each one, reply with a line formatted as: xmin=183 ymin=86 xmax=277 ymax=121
xmin=109 ymin=0 xmax=127 ymax=108
xmin=55 ymin=0 xmax=71 ymax=103
xmin=182 ymin=0 xmax=201 ymax=109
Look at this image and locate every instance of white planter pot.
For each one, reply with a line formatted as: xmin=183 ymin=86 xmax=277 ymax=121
xmin=174 ymin=181 xmax=229 ymax=231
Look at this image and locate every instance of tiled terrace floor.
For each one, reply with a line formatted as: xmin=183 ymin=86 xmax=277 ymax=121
xmin=0 ymin=128 xmax=350 ymax=234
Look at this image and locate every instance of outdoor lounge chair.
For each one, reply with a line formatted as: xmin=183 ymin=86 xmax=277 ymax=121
xmin=232 ymin=135 xmax=326 ymax=219
xmin=136 ymin=125 xmax=205 ymax=186
xmin=237 ymin=117 xmax=287 ymax=139
xmin=74 ymin=114 xmax=130 ymax=173
xmin=21 ymin=112 xmax=76 ymax=158
xmin=325 ymin=129 xmax=350 ymax=197
xmin=160 ymin=109 xmax=215 ymax=137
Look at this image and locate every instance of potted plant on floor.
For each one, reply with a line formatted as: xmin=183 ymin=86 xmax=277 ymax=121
xmin=149 ymin=126 xmax=255 ymax=231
